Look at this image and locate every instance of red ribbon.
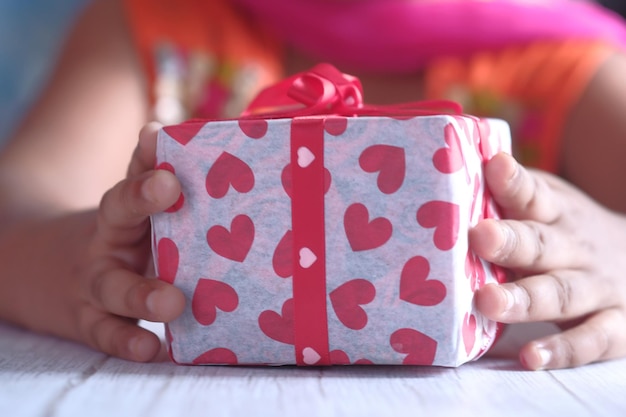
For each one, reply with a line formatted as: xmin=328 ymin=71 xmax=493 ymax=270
xmin=241 ymin=63 xmax=463 ymax=119
xmin=243 ymin=64 xmax=463 ymax=365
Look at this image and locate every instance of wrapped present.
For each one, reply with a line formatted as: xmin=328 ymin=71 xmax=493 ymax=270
xmin=152 ymin=64 xmax=510 ymax=367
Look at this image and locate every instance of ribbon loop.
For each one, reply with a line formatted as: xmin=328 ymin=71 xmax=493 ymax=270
xmin=241 ymin=63 xmax=461 ymax=119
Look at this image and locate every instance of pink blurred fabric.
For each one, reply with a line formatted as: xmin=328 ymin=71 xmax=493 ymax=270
xmin=235 ymin=0 xmax=626 ymax=73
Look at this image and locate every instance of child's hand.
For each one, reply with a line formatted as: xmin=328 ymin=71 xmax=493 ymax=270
xmin=470 ymin=153 xmax=626 ymax=370
xmin=74 ymin=122 xmax=186 ymax=361
xmin=1 ymin=123 xmax=185 ymax=362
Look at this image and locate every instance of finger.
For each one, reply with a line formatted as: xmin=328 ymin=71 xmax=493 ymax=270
xmin=475 ymin=271 xmax=613 ymax=323
xmin=484 ymin=153 xmax=562 ymax=223
xmin=469 ymin=218 xmax=589 ymax=271
xmin=128 ymin=122 xmax=162 ymax=178
xmin=519 ymin=308 xmax=626 ymax=370
xmin=88 ymin=264 xmax=185 ymax=322
xmin=77 ymin=308 xmax=163 ymax=362
xmin=97 ymin=169 xmax=181 ymax=247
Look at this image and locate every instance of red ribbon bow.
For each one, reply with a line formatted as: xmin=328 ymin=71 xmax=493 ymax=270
xmin=241 ymin=63 xmax=462 ymax=118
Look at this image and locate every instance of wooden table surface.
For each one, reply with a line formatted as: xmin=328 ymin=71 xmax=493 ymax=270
xmin=2 ymin=320 xmax=625 ymax=417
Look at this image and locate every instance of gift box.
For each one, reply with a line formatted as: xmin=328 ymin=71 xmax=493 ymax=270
xmin=152 ymin=64 xmax=511 ymax=367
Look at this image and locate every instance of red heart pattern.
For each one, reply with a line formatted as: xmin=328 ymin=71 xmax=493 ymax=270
xmin=344 ymin=203 xmax=392 ymax=251
xmin=157 ymin=237 xmax=179 ymax=284
xmin=193 ymin=348 xmax=238 ymax=365
xmin=156 ymin=162 xmax=185 ymax=212
xmin=416 ymin=200 xmax=460 ymax=251
xmin=465 ymin=250 xmax=486 ymax=291
xmin=329 ymin=349 xmax=373 ymax=365
xmin=207 ymin=214 xmax=254 ymax=262
xmin=329 ymin=349 xmax=351 ymax=364
xmin=258 ymin=299 xmax=295 ymax=345
xmin=156 ymin=114 xmax=508 ymax=365
xmin=192 ymin=278 xmax=239 ymax=326
xmin=462 ymin=313 xmax=477 ymax=356
xmin=433 ymin=123 xmax=465 ymax=174
xmin=324 ymin=116 xmax=348 ymax=136
xmin=281 ymin=163 xmax=332 ymax=198
xmin=330 ymin=279 xmax=376 ymax=330
xmin=272 ymin=230 xmax=293 ymax=278
xmin=206 ymin=152 xmax=255 ymax=199
xmin=359 ymin=144 xmax=406 ymax=194
xmin=390 ymin=328 xmax=437 ymax=365
xmin=399 ymin=256 xmax=446 ymax=306
xmin=238 ymin=119 xmax=268 ymax=139
xmin=163 ymin=122 xmax=204 ymax=145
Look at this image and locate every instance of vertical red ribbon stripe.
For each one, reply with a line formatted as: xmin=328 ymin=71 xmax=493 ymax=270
xmin=290 ymin=117 xmax=331 ymax=366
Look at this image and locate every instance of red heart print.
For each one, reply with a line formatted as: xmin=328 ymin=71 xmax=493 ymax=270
xmin=476 ymin=118 xmax=494 ymax=160
xmin=465 ymin=250 xmax=486 ymax=291
xmin=359 ymin=145 xmax=406 ymax=194
xmin=258 ymin=298 xmax=295 ymax=345
xmin=207 ymin=214 xmax=254 ymax=262
xmin=490 ymin=263 xmax=508 ymax=284
xmin=330 ymin=279 xmax=376 ymax=330
xmin=329 ymin=350 xmax=373 ymax=365
xmin=453 ymin=116 xmax=475 ymax=146
xmin=344 ymin=203 xmax=392 ymax=251
xmin=206 ymin=152 xmax=255 ymax=199
xmin=433 ymin=122 xmax=466 ymax=174
xmin=329 ymin=349 xmax=351 ymax=364
xmin=281 ymin=163 xmax=331 ymax=198
xmin=462 ymin=313 xmax=477 ymax=356
xmin=482 ymin=187 xmax=500 ymax=220
xmin=192 ymin=278 xmax=239 ymax=326
xmin=156 ymin=162 xmax=185 ymax=212
xmin=157 ymin=237 xmax=179 ymax=284
xmin=272 ymin=230 xmax=293 ymax=278
xmin=390 ymin=328 xmax=437 ymax=365
xmin=193 ymin=348 xmax=238 ymax=365
xmin=238 ymin=119 xmax=268 ymax=139
xmin=399 ymin=256 xmax=447 ymax=306
xmin=163 ymin=122 xmax=204 ymax=145
xmin=324 ymin=116 xmax=348 ymax=136
xmin=469 ymin=173 xmax=480 ymax=223
xmin=416 ymin=200 xmax=460 ymax=251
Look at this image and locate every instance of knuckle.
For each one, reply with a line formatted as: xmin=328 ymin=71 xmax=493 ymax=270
xmin=556 ymin=336 xmax=577 ymax=368
xmin=514 ymin=282 xmax=535 ymax=319
xmin=592 ymin=309 xmax=622 ymax=361
xmin=528 ymin=223 xmax=548 ymax=265
xmin=76 ymin=306 xmax=106 ymax=353
xmin=547 ymin=273 xmax=574 ymax=317
xmin=88 ymin=270 xmax=108 ymax=308
xmin=124 ymin=280 xmax=150 ymax=317
xmin=590 ymin=321 xmax=612 ymax=362
xmin=520 ymin=174 xmax=542 ymax=213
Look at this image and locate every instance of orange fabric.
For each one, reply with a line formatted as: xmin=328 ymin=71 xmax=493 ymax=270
xmin=123 ymin=1 xmax=614 ymax=172
xmin=424 ymin=41 xmax=613 ymax=172
xmin=122 ymin=0 xmax=282 ymax=119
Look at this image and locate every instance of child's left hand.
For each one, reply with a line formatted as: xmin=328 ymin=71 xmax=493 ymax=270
xmin=470 ymin=153 xmax=626 ymax=370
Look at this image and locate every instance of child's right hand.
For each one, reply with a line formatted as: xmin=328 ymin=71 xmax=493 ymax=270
xmin=0 ymin=123 xmax=186 ymax=362
xmin=471 ymin=153 xmax=626 ymax=370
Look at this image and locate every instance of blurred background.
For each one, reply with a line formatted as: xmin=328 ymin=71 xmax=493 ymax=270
xmin=0 ymin=0 xmax=624 ymax=145
xmin=0 ymin=0 xmax=89 ymax=144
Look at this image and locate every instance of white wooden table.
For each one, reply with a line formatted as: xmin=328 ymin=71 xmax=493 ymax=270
xmin=2 ymin=320 xmax=625 ymax=417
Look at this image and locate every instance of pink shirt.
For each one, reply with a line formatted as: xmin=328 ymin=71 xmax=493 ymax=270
xmin=237 ymin=0 xmax=626 ymax=73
